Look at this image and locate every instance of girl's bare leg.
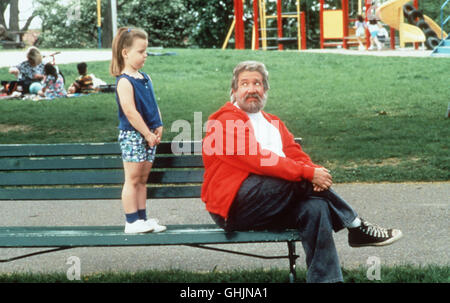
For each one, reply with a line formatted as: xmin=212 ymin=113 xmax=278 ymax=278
xmin=121 ymin=161 xmax=152 ymax=214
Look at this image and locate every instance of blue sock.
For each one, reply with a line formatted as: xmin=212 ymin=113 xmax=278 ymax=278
xmin=125 ymin=211 xmax=139 ymax=224
xmin=138 ymin=209 xmax=147 ymax=221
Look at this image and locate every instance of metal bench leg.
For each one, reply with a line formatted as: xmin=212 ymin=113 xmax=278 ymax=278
xmin=287 ymin=241 xmax=298 ymax=283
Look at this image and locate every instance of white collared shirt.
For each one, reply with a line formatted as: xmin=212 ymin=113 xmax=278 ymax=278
xmin=234 ymin=103 xmax=286 ymax=157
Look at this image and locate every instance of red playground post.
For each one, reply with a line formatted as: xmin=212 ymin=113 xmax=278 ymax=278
xmin=234 ymin=0 xmax=245 ymax=49
xmin=365 ymin=0 xmax=371 ymax=49
xmin=253 ymin=0 xmax=260 ymax=50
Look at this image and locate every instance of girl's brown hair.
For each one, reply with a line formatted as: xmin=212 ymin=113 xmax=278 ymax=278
xmin=110 ymin=27 xmax=148 ymax=77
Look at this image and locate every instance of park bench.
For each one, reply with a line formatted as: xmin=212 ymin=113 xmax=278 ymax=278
xmin=0 ymin=30 xmax=26 ymax=49
xmin=0 ymin=141 xmax=302 ymax=282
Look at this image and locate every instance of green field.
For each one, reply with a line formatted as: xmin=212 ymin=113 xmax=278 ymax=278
xmin=0 ymin=264 xmax=448 ymax=283
xmin=1 ymin=49 xmax=449 ymax=183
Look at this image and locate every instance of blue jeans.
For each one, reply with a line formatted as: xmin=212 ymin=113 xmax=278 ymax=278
xmin=210 ymin=174 xmax=358 ymax=283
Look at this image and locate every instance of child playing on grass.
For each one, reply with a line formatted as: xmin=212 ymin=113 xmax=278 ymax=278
xmin=38 ymin=62 xmax=67 ymax=99
xmin=68 ymin=62 xmax=95 ymax=94
xmin=110 ymin=27 xmax=166 ymax=234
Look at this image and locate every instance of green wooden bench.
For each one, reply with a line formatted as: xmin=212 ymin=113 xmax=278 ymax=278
xmin=0 ymin=141 xmax=302 ymax=282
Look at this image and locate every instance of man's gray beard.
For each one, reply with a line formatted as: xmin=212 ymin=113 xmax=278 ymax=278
xmin=237 ymin=93 xmax=267 ymax=113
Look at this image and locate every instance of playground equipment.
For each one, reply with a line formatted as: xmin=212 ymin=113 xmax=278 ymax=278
xmin=223 ymin=0 xmax=306 ymax=51
xmin=320 ymin=0 xmax=448 ymax=50
xmin=258 ymin=0 xmax=306 ymax=50
xmin=225 ymin=0 xmax=447 ymax=51
xmin=377 ymin=0 xmax=425 ymax=48
xmin=431 ymin=0 xmax=450 ymax=56
xmin=378 ymin=0 xmax=448 ymax=50
xmin=97 ymin=0 xmax=102 ymax=48
xmin=319 ymin=0 xmax=351 ymax=49
xmin=319 ymin=0 xmax=393 ymax=49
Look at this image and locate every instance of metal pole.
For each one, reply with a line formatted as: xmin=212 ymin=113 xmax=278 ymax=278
xmin=234 ymin=0 xmax=245 ymax=49
xmin=320 ymin=0 xmax=324 ymax=48
xmin=343 ymin=0 xmax=349 ymax=49
xmin=253 ymin=0 xmax=260 ymax=50
xmin=277 ymin=0 xmax=283 ymax=50
xmin=111 ymin=0 xmax=117 ymax=40
xmin=414 ymin=0 xmax=419 ymax=50
xmin=97 ymin=0 xmax=102 ymax=48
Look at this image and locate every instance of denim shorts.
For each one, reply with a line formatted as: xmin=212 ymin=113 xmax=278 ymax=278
xmin=118 ymin=130 xmax=156 ymax=163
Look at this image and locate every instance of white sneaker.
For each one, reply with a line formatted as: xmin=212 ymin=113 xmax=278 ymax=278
xmin=145 ymin=218 xmax=167 ymax=233
xmin=124 ymin=219 xmax=154 ymax=234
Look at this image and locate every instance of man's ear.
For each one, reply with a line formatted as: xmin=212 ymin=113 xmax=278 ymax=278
xmin=230 ymin=90 xmax=237 ymax=103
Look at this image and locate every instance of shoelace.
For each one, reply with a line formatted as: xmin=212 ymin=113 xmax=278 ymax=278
xmin=361 ymin=220 xmax=389 ymax=238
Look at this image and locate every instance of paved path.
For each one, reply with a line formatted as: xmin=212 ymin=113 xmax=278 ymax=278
xmin=302 ymin=48 xmax=435 ymax=57
xmin=0 ymin=47 xmax=439 ymax=69
xmin=0 ymin=182 xmax=448 ymax=275
xmin=0 ymin=50 xmax=112 ymax=68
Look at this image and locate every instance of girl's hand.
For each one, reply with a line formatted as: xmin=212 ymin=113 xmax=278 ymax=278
xmin=145 ymin=132 xmax=159 ymax=147
xmin=154 ymin=126 xmax=163 ymax=142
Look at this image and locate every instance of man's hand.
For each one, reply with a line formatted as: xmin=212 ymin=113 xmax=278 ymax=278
xmin=312 ymin=167 xmax=333 ymax=192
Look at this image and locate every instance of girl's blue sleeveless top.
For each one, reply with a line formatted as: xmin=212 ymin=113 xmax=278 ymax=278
xmin=115 ymin=72 xmax=163 ymax=131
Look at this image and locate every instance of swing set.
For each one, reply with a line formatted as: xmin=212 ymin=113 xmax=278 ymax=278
xmin=222 ymin=0 xmax=307 ymax=51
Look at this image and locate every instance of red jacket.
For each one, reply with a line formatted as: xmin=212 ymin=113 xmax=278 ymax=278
xmin=201 ymin=102 xmax=322 ymax=219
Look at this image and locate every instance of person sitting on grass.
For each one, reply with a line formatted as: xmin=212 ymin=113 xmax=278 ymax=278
xmin=68 ymin=62 xmax=96 ymax=94
xmin=8 ymin=47 xmax=44 ymax=94
xmin=202 ymin=60 xmax=403 ymax=283
xmin=38 ymin=63 xmax=67 ymax=99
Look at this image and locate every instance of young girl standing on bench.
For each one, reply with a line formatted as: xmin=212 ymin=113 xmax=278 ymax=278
xmin=110 ymin=27 xmax=166 ymax=234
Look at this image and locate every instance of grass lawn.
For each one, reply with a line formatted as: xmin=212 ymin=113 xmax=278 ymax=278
xmin=0 ymin=48 xmax=449 ymax=183
xmin=0 ymin=264 xmax=448 ymax=283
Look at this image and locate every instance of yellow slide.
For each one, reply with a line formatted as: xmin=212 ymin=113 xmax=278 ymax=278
xmin=423 ymin=15 xmax=448 ymax=39
xmin=377 ymin=0 xmax=424 ymax=47
xmin=377 ymin=0 xmax=447 ymax=47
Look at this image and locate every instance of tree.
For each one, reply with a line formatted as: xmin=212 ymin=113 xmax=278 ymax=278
xmin=421 ymin=0 xmax=450 ymax=32
xmin=34 ymin=0 xmax=195 ymax=48
xmin=102 ymin=0 xmax=113 ymax=48
xmin=184 ymin=0 xmax=234 ymax=48
xmin=0 ymin=0 xmax=37 ymax=40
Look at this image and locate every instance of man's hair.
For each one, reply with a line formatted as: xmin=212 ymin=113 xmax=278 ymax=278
xmin=77 ymin=62 xmax=87 ymax=75
xmin=230 ymin=61 xmax=270 ymax=100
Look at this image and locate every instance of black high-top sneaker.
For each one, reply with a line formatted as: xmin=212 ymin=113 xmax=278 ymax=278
xmin=348 ymin=218 xmax=402 ymax=247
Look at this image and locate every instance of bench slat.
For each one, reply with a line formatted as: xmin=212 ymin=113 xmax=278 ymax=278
xmin=0 ymin=155 xmax=203 ymax=171
xmin=0 ymin=170 xmax=204 ymax=186
xmin=0 ymin=142 xmax=202 ymax=157
xmin=0 ymin=186 xmax=201 ymax=200
xmin=0 ymin=143 xmax=120 ymax=157
xmin=0 ymin=225 xmax=301 ymax=247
